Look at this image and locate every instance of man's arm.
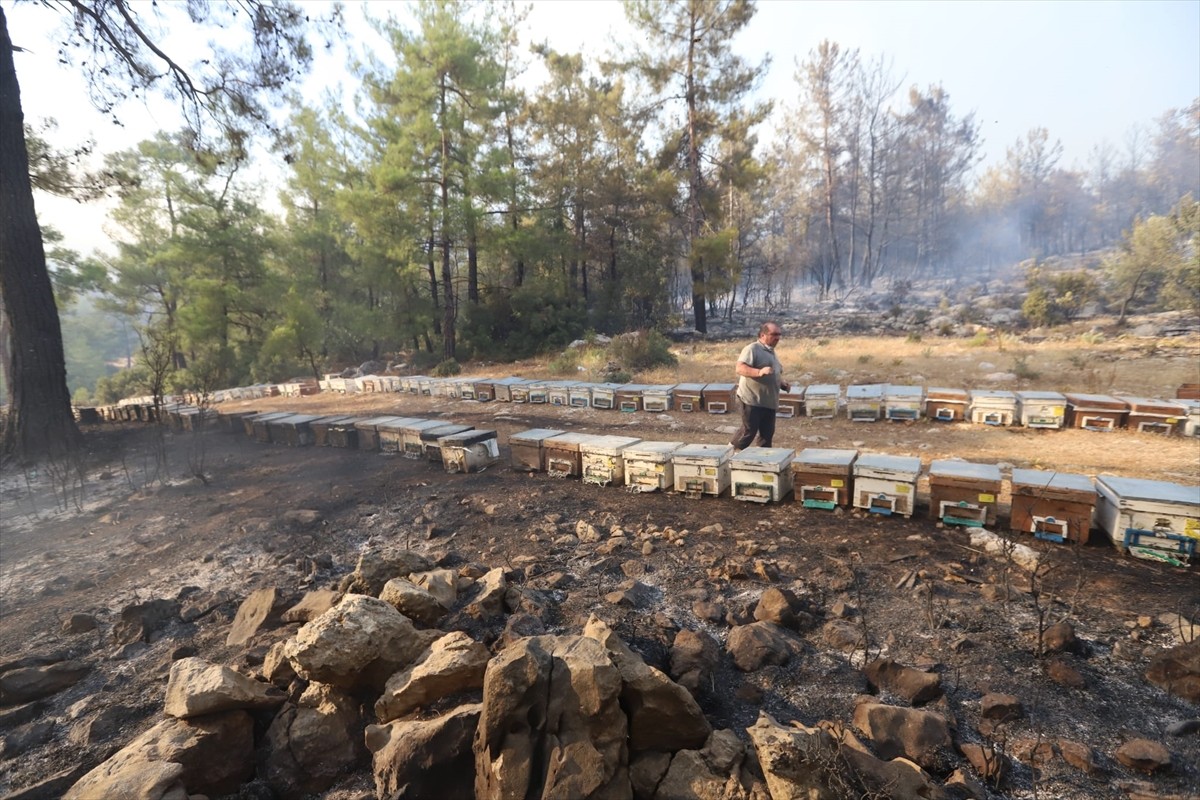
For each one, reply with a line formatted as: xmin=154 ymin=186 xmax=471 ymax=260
xmin=736 ymin=361 xmax=772 ymax=379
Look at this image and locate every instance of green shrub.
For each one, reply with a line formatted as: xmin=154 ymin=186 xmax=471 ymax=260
xmin=434 ymin=358 xmax=461 ymax=377
xmin=938 ymin=322 xmax=955 ymax=337
xmin=408 ymin=349 xmax=440 ymax=371
xmin=549 ymin=348 xmax=582 ymax=375
xmin=1012 ymin=354 xmax=1040 ymax=380
xmin=906 ymin=332 xmax=922 ymax=343
xmin=607 ymin=330 xmax=677 ymax=371
xmin=967 ymin=329 xmax=990 ymax=347
xmin=911 ymin=309 xmax=931 ymax=325
xmin=857 ymin=354 xmax=872 ymax=364
xmin=1022 ymin=287 xmax=1056 ymax=327
xmin=601 ymin=368 xmax=632 ymax=384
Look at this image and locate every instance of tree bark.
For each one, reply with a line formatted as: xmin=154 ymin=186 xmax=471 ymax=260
xmin=0 ymin=7 xmax=81 ymax=462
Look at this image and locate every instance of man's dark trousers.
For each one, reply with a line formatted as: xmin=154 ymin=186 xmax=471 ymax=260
xmin=731 ymin=400 xmax=776 ymax=449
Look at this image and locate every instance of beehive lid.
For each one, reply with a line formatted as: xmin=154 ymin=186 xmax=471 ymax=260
xmin=354 ymin=415 xmax=401 ymax=431
xmin=885 ymin=384 xmax=924 ymax=400
xmin=618 ymin=384 xmax=651 ymax=393
xmin=970 ymin=389 xmax=1017 ymax=402
xmin=569 ymin=383 xmax=596 ymax=392
xmin=643 ymin=384 xmax=677 ymax=394
xmin=623 ymin=441 xmax=685 ymax=459
xmin=674 ymin=443 xmax=734 ymax=462
xmin=581 ymin=435 xmax=643 ymax=455
xmin=1116 ymin=396 xmax=1186 ymax=413
xmin=398 ymin=419 xmax=450 ymax=436
xmin=674 ymin=383 xmax=706 ymax=394
xmin=1011 ymin=469 xmax=1095 ymax=494
xmin=310 ymin=414 xmax=359 ymax=426
xmin=375 ymin=417 xmax=425 ymax=433
xmin=731 ymin=447 xmax=795 ymax=469
xmin=927 ymin=387 xmax=968 ymax=400
xmin=847 ymin=384 xmax=885 ymax=400
xmin=420 ymin=423 xmax=474 ymax=442
xmin=781 ymin=386 xmax=806 ymax=399
xmin=544 ymin=432 xmax=600 ymax=452
xmin=929 ymin=459 xmax=1002 ymax=482
xmin=806 ymin=384 xmax=840 ymax=397
xmin=1063 ymin=393 xmax=1124 ymax=407
xmin=251 ymin=411 xmax=297 ymax=424
xmin=795 ymin=448 xmax=858 ymax=468
xmin=492 ymin=376 xmax=525 ymax=386
xmin=594 ymin=383 xmax=624 ymax=391
xmin=440 ymin=429 xmax=498 ymax=446
xmin=274 ymin=414 xmax=323 ymax=427
xmin=855 ymin=453 xmax=922 ymax=478
xmin=703 ymin=383 xmax=736 ymax=392
xmin=1017 ymin=390 xmax=1066 ymax=402
xmin=509 ymin=428 xmax=565 ymax=445
xmin=548 ymin=380 xmax=581 ymax=389
xmin=1096 ymin=476 xmax=1200 ymax=506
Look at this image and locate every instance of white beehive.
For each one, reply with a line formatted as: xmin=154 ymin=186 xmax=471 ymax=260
xmin=1094 ymin=476 xmax=1199 ymax=564
xmin=846 ymin=384 xmax=884 ymax=422
xmin=1016 ymin=390 xmax=1067 ymax=429
xmin=884 ymin=385 xmax=924 ymax=421
xmin=580 ymin=435 xmax=643 ymax=486
xmin=730 ymin=447 xmax=796 ymax=503
xmin=622 ymin=441 xmax=684 ymax=492
xmin=853 ymin=454 xmax=922 ymax=518
xmin=969 ymin=390 xmax=1018 ymax=426
xmin=672 ymin=443 xmax=734 ymax=497
xmin=804 ymin=384 xmax=840 ymax=419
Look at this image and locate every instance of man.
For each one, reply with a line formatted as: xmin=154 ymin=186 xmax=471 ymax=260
xmin=730 ymin=322 xmax=790 ymax=450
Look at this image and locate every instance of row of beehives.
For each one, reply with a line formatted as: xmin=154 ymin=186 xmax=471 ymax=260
xmin=319 ymin=375 xmax=1200 ymax=437
xmin=206 ymin=405 xmax=1198 ymax=568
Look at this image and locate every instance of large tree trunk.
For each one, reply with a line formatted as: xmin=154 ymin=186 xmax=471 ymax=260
xmin=0 ymin=7 xmax=81 ymax=462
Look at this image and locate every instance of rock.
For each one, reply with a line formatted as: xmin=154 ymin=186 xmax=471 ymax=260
xmin=726 ymin=622 xmax=805 ymax=672
xmin=366 ymin=703 xmax=481 ymax=800
xmin=630 ymin=751 xmax=671 ymax=799
xmin=748 ymin=712 xmax=949 ymax=800
xmin=653 ymin=731 xmax=753 ymax=800
xmin=284 ymin=594 xmax=439 ymax=691
xmin=967 ymin=530 xmax=1038 ymax=572
xmin=379 ymin=578 xmax=447 ymax=626
xmin=281 ymin=508 xmax=322 ymax=528
xmin=281 ymin=589 xmax=342 ymax=623
xmin=851 ymin=702 xmax=957 ymax=774
xmin=339 ymin=549 xmax=434 ymax=596
xmin=375 ymin=631 xmax=490 ymax=723
xmin=1145 ymin=639 xmax=1200 ymax=703
xmin=1042 ymin=621 xmax=1080 ymax=654
xmin=692 ymin=601 xmax=726 ymax=624
xmin=1046 ymin=658 xmax=1086 ymax=688
xmin=1011 ymin=738 xmax=1056 ymax=768
xmin=960 ymin=742 xmax=1010 ymax=785
xmin=0 ymin=660 xmax=90 ymax=705
xmin=605 ymin=580 xmax=658 ymax=609
xmin=178 ymin=588 xmax=235 ymax=623
xmin=944 ymin=767 xmax=986 ymax=799
xmin=576 ymin=520 xmax=602 ymax=542
xmin=61 ymin=614 xmax=98 ymax=634
xmin=496 ymin=613 xmax=547 ymax=650
xmin=980 ymin=693 xmax=1023 ymax=722
xmin=1 ymin=763 xmax=95 ymax=800
xmin=163 ymin=657 xmax=285 ymax=718
xmin=67 ymin=704 xmax=145 ymax=747
xmin=1156 ymin=612 xmax=1199 ymax=644
xmin=410 ymin=569 xmax=459 ymax=608
xmin=64 ymin=710 xmax=254 ymax=799
xmin=1057 ymin=739 xmax=1100 ymax=774
xmin=584 ymin=616 xmax=711 ymax=752
xmin=821 ymin=619 xmax=864 ymax=653
xmin=669 ymin=628 xmax=720 ymax=694
xmin=1114 ymin=739 xmax=1172 ymax=774
xmin=0 ymin=719 xmax=55 ymax=760
xmin=863 ymin=658 xmax=943 ymax=705
xmin=473 ymin=636 xmax=629 ymax=800
xmin=226 ymin=587 xmax=286 ymax=646
xmin=262 ymin=641 xmax=297 ymax=687
xmin=112 ymin=599 xmax=180 ymax=645
xmin=464 ymin=568 xmax=508 ymax=620
xmin=1165 ymin=719 xmax=1200 ymax=737
xmin=262 ymin=683 xmax=365 ymax=799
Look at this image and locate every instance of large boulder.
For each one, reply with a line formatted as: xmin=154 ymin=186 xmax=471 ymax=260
xmin=652 ymin=729 xmax=766 ymax=800
xmin=747 ymin=713 xmax=949 ymax=800
xmin=474 ymin=635 xmax=630 ymax=800
xmin=225 ymin=587 xmax=287 ymax=646
xmin=464 ymin=567 xmax=508 ymax=620
xmin=281 ymin=589 xmax=343 ymax=623
xmin=339 ymin=550 xmax=434 ymax=596
xmin=0 ymin=660 xmax=90 ymax=705
xmin=379 ymin=578 xmax=447 ymax=627
xmin=726 ymin=622 xmax=806 ymax=672
xmin=410 ymin=569 xmax=459 ymax=608
xmin=584 ymin=616 xmax=711 ymax=752
xmin=112 ymin=599 xmax=180 ymax=645
xmin=863 ymin=658 xmax=944 ymax=706
xmin=366 ymin=703 xmax=481 ymax=800
xmin=284 ymin=594 xmax=439 ymax=690
xmin=669 ymin=628 xmax=720 ymax=694
xmin=261 ymin=683 xmax=366 ymax=799
xmin=64 ymin=710 xmax=254 ymax=799
xmin=163 ymin=657 xmax=285 ymax=718
xmin=851 ymin=702 xmax=957 ymax=774
xmin=375 ymin=631 xmax=490 ymax=723
xmin=1145 ymin=639 xmax=1200 ymax=704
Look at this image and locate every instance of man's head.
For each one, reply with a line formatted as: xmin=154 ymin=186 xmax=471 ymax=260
xmin=758 ymin=322 xmax=783 ymax=345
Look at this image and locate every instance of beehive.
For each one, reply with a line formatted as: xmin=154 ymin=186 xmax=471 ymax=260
xmin=847 ymin=384 xmax=884 ymax=422
xmin=1010 ymin=469 xmax=1095 ymax=544
xmin=1063 ymin=393 xmax=1128 ymax=431
xmin=622 ymin=441 xmax=684 ymax=492
xmin=792 ymin=448 xmax=858 ymax=510
xmin=777 ymin=386 xmax=805 ymax=418
xmin=1118 ymin=396 xmax=1186 ymax=435
xmin=884 ymin=385 xmax=924 ymax=421
xmin=928 ymin=460 xmax=1002 ymax=528
xmin=673 ymin=384 xmax=706 ymax=412
xmin=249 ymin=412 xmax=294 ymax=443
xmin=969 ymin=390 xmax=1018 ymax=426
xmin=1016 ymin=391 xmax=1067 ymax=429
xmin=526 ymin=380 xmax=549 ymax=404
xmin=547 ymin=381 xmax=579 ymax=407
xmin=642 ymin=385 xmax=676 ymax=412
xmin=543 ymin=433 xmax=602 ymax=477
xmin=510 ymin=379 xmax=535 ymax=404
xmin=702 ymin=383 xmax=736 ymax=414
xmin=673 ymin=443 xmax=734 ymax=497
xmin=440 ymin=429 xmax=500 ymax=473
xmin=508 ymin=428 xmax=564 ymax=471
xmin=310 ymin=415 xmax=358 ymax=447
xmin=472 ymin=379 xmax=495 ymax=401
xmin=375 ymin=417 xmax=424 ymax=453
xmin=490 ymin=377 xmax=524 ymax=402
xmin=1183 ymin=400 xmax=1200 ymax=437
xmin=580 ymin=435 xmax=643 ymax=486
xmin=1094 ymin=476 xmax=1199 ymax=564
xmin=354 ymin=416 xmax=400 ymax=451
xmin=804 ymin=384 xmax=840 ymax=419
xmin=420 ymin=423 xmax=474 ymax=461
xmin=616 ymin=384 xmax=650 ymax=412
xmin=853 ymin=454 xmax=921 ymax=518
xmin=269 ymin=413 xmax=322 ymax=446
xmin=590 ymin=383 xmax=624 ymax=410
xmin=398 ymin=419 xmax=452 ymax=458
xmin=568 ymin=383 xmax=594 ymax=408
xmin=730 ymin=447 xmax=796 ymax=503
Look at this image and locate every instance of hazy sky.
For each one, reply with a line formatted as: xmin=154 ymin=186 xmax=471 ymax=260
xmin=8 ymin=0 xmax=1199 ymax=256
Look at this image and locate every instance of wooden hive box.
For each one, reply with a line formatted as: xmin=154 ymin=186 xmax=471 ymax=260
xmin=508 ymin=428 xmax=564 ymax=472
xmin=616 ymin=384 xmax=650 ymax=412
xmin=568 ymin=383 xmax=595 ymax=408
xmin=580 ymin=435 xmax=643 ymax=487
xmin=672 ymin=443 xmax=734 ymax=497
xmin=1117 ymin=396 xmax=1186 ymax=435
xmin=777 ymin=386 xmax=805 ymax=419
xmin=884 ymin=385 xmax=924 ymax=421
xmin=1016 ymin=390 xmax=1067 ymax=429
xmin=928 ymin=459 xmax=1003 ymax=528
xmin=376 ymin=417 xmax=425 ymax=453
xmin=440 ymin=429 xmax=500 ymax=473
xmin=846 ymin=384 xmax=884 ymax=422
xmin=420 ymin=423 xmax=474 ymax=462
xmin=642 ymin=385 xmax=676 ymax=412
xmin=792 ymin=448 xmax=858 ymax=509
xmin=543 ymin=433 xmax=601 ymax=477
xmin=310 ymin=415 xmax=357 ymax=447
xmin=672 ymin=383 xmax=706 ymax=413
xmin=804 ymin=384 xmax=840 ymax=419
xmin=969 ymin=390 xmax=1018 ymax=426
xmin=398 ymin=419 xmax=450 ymax=458
xmin=701 ymin=383 xmax=736 ymax=414
xmin=853 ymin=454 xmax=921 ymax=518
xmin=1063 ymin=393 xmax=1128 ymax=431
xmin=590 ymin=382 xmax=624 ymax=410
xmin=1010 ymin=469 xmax=1095 ymax=544
xmin=730 ymin=447 xmax=796 ymax=503
xmin=1094 ymin=476 xmax=1198 ymax=565
xmin=622 ymin=441 xmax=685 ymax=492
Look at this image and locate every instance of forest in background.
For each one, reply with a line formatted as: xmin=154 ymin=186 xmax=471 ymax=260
xmin=16 ymin=2 xmax=1200 ymax=406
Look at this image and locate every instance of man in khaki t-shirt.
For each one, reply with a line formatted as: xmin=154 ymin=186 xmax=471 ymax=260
xmin=730 ymin=322 xmax=790 ymax=450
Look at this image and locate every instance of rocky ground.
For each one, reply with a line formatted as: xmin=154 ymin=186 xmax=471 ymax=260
xmin=0 ymin=389 xmax=1197 ymax=800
